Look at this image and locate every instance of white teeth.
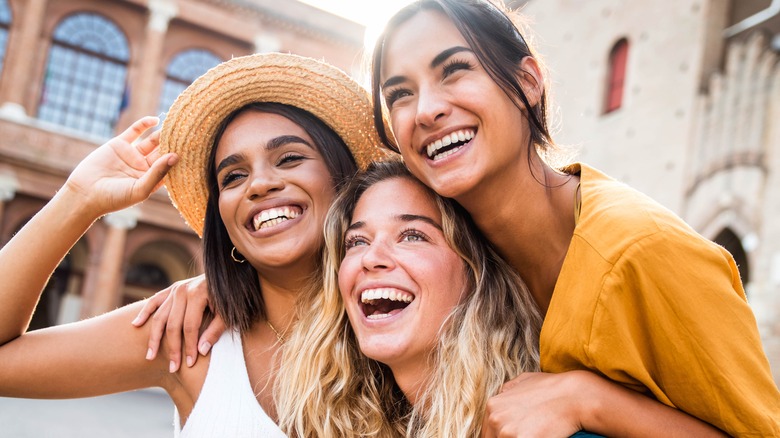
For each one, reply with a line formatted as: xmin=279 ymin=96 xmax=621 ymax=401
xmin=425 ymin=129 xmax=474 ymax=158
xmin=360 ymin=288 xmax=414 ymax=304
xmin=367 ymin=313 xmax=393 ymax=320
xmin=252 ymin=207 xmax=301 ymax=230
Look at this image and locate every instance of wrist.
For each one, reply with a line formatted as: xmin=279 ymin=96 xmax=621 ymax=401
xmin=52 ymin=184 xmax=104 ymax=225
xmin=568 ymin=370 xmax=609 ymax=431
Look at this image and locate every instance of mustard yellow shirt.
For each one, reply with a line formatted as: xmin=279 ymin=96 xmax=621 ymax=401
xmin=542 ymin=163 xmax=780 ymax=437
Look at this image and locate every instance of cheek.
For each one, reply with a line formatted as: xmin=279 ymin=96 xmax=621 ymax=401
xmin=217 ymin=195 xmax=236 ymax=228
xmin=397 ymin=143 xmax=430 ymax=183
xmin=312 ymin=175 xmax=337 ymax=209
xmin=337 ymin=257 xmax=358 ymax=298
xmin=439 ymin=261 xmax=469 ymax=308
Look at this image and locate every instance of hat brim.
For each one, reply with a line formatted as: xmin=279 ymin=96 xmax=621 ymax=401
xmin=160 ymin=53 xmax=390 ymax=237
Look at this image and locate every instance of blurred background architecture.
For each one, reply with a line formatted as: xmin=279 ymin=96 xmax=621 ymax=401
xmin=0 ymin=0 xmax=777 ymax=434
xmin=515 ymin=0 xmax=780 ymax=383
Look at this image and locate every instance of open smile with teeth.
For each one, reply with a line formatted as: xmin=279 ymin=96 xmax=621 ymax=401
xmin=360 ymin=288 xmax=415 ymax=320
xmin=425 ymin=129 xmax=474 ymax=161
xmin=252 ymin=206 xmax=302 ymax=231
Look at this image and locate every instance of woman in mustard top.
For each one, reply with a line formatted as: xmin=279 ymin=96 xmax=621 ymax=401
xmin=366 ymin=0 xmax=780 ymax=436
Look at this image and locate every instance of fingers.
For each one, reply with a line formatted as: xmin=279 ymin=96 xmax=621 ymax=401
xmin=182 ymin=294 xmax=211 ymax=368
xmin=135 ymin=152 xmax=178 ymax=197
xmin=146 ymin=291 xmax=174 ymax=361
xmin=135 ymin=127 xmax=161 ymax=156
xmin=165 ymin=289 xmax=187 ymax=373
xmin=198 ymin=316 xmax=227 ymax=357
xmin=132 ymin=288 xmax=170 ymax=327
xmin=117 ymin=116 xmax=159 ymax=145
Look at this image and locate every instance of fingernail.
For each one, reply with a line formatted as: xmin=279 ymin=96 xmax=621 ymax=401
xmin=198 ymin=342 xmax=211 ymax=356
xmin=186 ymin=356 xmax=194 ymax=367
xmin=131 ymin=316 xmax=141 ymax=326
xmin=146 ymin=348 xmax=154 ymax=360
xmin=169 ymin=361 xmax=177 ymax=373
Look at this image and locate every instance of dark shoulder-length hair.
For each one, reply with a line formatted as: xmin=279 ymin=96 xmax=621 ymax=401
xmin=371 ymin=0 xmax=553 ymax=155
xmin=202 ymin=102 xmax=358 ymax=332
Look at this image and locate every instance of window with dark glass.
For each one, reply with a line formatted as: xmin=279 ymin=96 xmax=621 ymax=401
xmin=158 ymin=49 xmax=222 ymax=117
xmin=38 ymin=13 xmax=129 ymax=138
xmin=0 ymin=0 xmax=11 ymax=76
xmin=604 ymin=38 xmax=629 ymax=114
xmin=123 ymin=262 xmax=171 ymax=306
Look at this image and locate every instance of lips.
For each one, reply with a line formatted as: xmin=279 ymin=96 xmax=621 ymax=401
xmin=359 ymin=287 xmax=415 ymax=320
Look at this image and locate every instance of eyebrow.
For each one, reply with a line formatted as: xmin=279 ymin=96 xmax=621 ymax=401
xmin=215 ymin=134 xmax=313 ymax=174
xmin=345 ymin=213 xmax=443 ymax=233
xmin=381 ymin=46 xmax=473 ymax=90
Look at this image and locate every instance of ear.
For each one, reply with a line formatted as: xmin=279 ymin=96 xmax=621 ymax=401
xmin=518 ymin=56 xmax=544 ymax=108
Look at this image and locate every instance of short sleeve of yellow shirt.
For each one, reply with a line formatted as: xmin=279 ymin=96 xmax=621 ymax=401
xmin=542 ymin=163 xmax=780 ymax=437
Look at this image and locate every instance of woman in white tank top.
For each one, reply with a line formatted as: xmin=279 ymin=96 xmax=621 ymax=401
xmin=0 ymin=52 xmax=386 ymax=437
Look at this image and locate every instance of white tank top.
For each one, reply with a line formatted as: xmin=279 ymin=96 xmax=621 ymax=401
xmin=174 ymin=331 xmax=286 ymax=438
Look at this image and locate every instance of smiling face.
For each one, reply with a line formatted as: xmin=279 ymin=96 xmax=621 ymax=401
xmin=338 ymin=176 xmax=467 ymax=378
xmin=214 ymin=110 xmax=336 ymax=272
xmin=378 ymin=9 xmax=533 ymax=201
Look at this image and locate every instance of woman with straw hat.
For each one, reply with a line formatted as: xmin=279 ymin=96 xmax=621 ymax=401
xmin=0 ymin=52 xmax=385 ymax=436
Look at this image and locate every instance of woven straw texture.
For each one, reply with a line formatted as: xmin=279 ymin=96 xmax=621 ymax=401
xmin=160 ymin=53 xmax=390 ymax=236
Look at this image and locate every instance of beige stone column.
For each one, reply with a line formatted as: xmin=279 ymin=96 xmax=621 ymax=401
xmin=0 ymin=173 xmax=18 ymax=226
xmin=0 ymin=0 xmax=47 ymax=115
xmin=128 ymin=0 xmax=177 ymax=122
xmin=254 ymin=32 xmax=281 ymax=53
xmin=89 ymin=207 xmax=139 ymax=316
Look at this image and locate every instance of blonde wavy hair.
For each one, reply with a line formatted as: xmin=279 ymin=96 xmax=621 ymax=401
xmin=275 ymin=159 xmax=542 ymax=437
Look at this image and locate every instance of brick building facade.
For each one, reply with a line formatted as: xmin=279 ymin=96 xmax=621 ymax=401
xmin=0 ymin=0 xmax=365 ymax=328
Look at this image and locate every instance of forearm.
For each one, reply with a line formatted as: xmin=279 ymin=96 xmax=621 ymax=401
xmin=580 ymin=372 xmax=726 ymax=437
xmin=0 ymin=187 xmax=100 ymax=343
xmin=0 ymin=301 xmax=170 ymax=398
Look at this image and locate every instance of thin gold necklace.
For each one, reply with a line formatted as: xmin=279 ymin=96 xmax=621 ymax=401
xmin=266 ymin=320 xmax=286 ymax=344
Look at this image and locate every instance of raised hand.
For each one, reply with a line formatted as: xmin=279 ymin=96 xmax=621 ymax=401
xmin=0 ymin=117 xmax=178 ymax=343
xmin=63 ymin=116 xmax=178 ymax=218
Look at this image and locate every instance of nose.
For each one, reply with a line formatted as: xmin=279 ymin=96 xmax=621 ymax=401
xmin=415 ymin=84 xmax=450 ymax=127
xmin=361 ymin=239 xmax=396 ymax=272
xmin=246 ymin=169 xmax=284 ymax=200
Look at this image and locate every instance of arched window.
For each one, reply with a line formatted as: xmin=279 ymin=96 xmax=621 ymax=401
xmin=714 ymin=228 xmax=750 ymax=287
xmin=124 ymin=262 xmax=171 ymax=306
xmin=0 ymin=0 xmax=11 ymax=76
xmin=158 ymin=49 xmax=222 ymax=117
xmin=604 ymin=38 xmax=628 ymax=114
xmin=38 ymin=13 xmax=129 ymax=138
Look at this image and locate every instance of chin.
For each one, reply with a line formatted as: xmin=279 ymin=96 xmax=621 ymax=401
xmin=359 ymin=339 xmax=405 ymax=364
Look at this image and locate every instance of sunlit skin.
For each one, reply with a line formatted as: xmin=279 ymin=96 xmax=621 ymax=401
xmin=215 ymin=110 xmax=336 ymax=290
xmin=338 ymin=177 xmax=467 ymax=403
xmin=380 ymin=9 xmax=578 ymax=310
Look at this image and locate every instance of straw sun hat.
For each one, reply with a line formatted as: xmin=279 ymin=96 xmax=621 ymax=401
xmin=160 ymin=52 xmax=391 ymax=237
